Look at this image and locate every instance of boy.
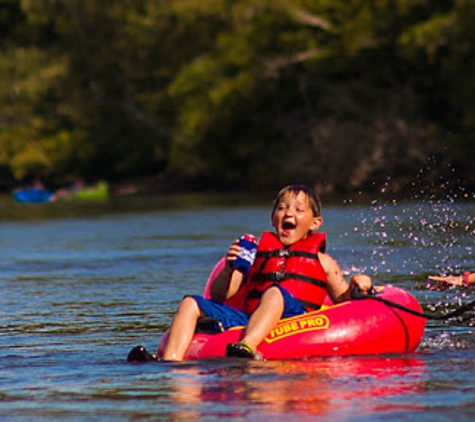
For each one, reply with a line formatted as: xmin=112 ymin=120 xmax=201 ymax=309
xmin=160 ymin=184 xmax=371 ymax=361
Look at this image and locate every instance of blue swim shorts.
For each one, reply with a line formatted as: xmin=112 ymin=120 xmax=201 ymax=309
xmin=189 ymin=285 xmax=306 ymax=330
xmin=190 ymin=295 xmax=249 ymax=329
xmin=275 ymin=284 xmax=307 ymax=318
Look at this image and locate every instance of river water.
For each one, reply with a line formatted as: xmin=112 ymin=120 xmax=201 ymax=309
xmin=0 ymin=193 xmax=474 ymax=421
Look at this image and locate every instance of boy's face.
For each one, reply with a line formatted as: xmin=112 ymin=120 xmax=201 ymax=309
xmin=271 ymin=191 xmax=323 ymax=247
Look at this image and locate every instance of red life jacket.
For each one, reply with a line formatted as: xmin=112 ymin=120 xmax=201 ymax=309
xmin=242 ymin=231 xmax=328 ymax=314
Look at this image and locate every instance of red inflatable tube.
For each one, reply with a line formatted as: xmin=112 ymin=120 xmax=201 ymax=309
xmin=157 ymin=259 xmax=426 ymax=360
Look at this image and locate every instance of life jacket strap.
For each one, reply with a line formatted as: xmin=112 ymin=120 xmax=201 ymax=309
xmin=251 ymin=272 xmax=326 ymax=288
xmin=256 ymin=250 xmax=319 ymax=260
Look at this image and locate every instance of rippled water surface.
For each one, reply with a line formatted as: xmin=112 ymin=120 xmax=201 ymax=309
xmin=0 ymin=194 xmax=474 ymax=421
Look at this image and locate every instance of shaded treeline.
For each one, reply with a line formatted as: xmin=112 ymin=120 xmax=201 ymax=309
xmin=0 ymin=0 xmax=474 ymax=197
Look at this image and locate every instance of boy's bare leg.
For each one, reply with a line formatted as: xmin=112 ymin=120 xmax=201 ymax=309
xmin=162 ymin=296 xmax=201 ymax=361
xmin=241 ymin=286 xmax=284 ymax=351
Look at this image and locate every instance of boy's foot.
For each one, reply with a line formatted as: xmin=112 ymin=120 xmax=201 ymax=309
xmin=226 ymin=341 xmax=255 ymax=359
xmin=127 ymin=345 xmax=157 ymax=362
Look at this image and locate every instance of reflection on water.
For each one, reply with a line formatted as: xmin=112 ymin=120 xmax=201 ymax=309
xmin=162 ymin=357 xmax=427 ymax=420
xmin=0 ymin=195 xmax=474 ymax=420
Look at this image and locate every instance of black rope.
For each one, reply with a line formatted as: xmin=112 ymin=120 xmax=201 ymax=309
xmin=351 ymin=286 xmax=475 ymax=321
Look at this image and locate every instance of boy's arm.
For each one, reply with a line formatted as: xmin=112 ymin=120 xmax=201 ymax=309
xmin=209 ymin=240 xmax=246 ymax=301
xmin=319 ymin=252 xmax=372 ymax=303
xmin=210 ymin=264 xmax=245 ymax=301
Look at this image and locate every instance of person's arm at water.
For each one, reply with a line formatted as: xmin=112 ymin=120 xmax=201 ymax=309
xmin=428 ymin=272 xmax=475 ymax=288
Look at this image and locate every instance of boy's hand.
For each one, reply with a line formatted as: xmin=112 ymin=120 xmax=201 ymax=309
xmin=225 ymin=239 xmax=242 ymax=268
xmin=350 ymin=274 xmax=372 ymax=293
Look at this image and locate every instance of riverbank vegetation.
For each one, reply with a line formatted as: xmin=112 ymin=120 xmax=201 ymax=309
xmin=1 ymin=0 xmax=474 ymax=198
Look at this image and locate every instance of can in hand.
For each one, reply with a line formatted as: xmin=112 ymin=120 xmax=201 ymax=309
xmin=231 ymin=234 xmax=258 ymax=275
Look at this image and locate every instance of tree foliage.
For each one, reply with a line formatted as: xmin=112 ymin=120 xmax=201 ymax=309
xmin=0 ymin=0 xmax=473 ymax=194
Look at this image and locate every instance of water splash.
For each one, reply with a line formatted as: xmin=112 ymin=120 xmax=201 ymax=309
xmin=352 ymin=180 xmax=474 ymax=278
xmin=420 ymin=329 xmax=474 ymax=350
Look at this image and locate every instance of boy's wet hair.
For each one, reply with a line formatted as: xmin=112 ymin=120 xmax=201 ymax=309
xmin=272 ymin=184 xmax=322 ymax=217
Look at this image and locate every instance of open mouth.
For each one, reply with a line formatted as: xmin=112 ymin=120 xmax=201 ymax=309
xmin=282 ymin=221 xmax=296 ymax=234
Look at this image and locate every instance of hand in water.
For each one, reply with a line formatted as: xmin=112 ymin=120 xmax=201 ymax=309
xmin=427 ymin=275 xmax=462 ymax=291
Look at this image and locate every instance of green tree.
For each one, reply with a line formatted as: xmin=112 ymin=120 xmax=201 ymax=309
xmin=0 ymin=0 xmax=473 ymax=194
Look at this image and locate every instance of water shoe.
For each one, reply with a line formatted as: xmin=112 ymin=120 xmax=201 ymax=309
xmin=127 ymin=345 xmax=157 ymax=362
xmin=226 ymin=341 xmax=255 ymax=359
